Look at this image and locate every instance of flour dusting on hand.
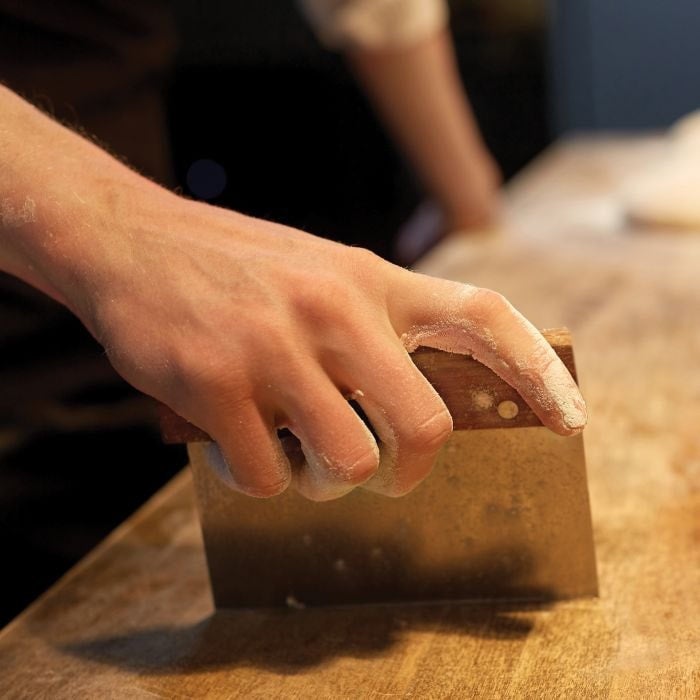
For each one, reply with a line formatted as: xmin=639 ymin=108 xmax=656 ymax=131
xmin=1 ymin=196 xmax=36 ymax=228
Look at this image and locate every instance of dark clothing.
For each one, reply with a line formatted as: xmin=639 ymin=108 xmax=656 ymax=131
xmin=0 ymin=3 xmax=184 ymax=628
xmin=0 ymin=0 xmax=177 ymax=181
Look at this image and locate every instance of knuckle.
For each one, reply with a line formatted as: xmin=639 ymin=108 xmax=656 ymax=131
xmin=313 ymin=444 xmax=379 ymax=486
xmin=235 ymin=474 xmax=291 ymax=499
xmin=166 ymin=342 xmax=221 ymax=389
xmin=349 ymin=246 xmax=382 ymax=269
xmin=384 ymin=481 xmax=420 ymax=498
xmin=341 ymin=446 xmax=380 ymax=484
xmin=377 ymin=470 xmax=431 ymax=498
xmin=171 ymin=347 xmax=255 ymax=408
xmin=208 ymin=443 xmax=291 ymax=498
xmin=211 ymin=388 xmax=257 ymax=416
xmin=472 ymin=287 xmax=512 ymax=319
xmin=289 ymin=277 xmax=349 ymax=327
xmin=404 ymin=410 xmax=453 ymax=454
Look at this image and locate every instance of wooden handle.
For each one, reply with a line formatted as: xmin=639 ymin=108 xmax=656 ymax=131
xmin=158 ymin=327 xmax=577 ymax=444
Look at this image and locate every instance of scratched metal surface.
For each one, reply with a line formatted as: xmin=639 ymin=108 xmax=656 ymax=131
xmin=189 ymin=427 xmax=595 ymax=607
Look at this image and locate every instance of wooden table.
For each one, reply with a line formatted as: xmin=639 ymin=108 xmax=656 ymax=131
xmin=2 ymin=136 xmax=699 ymax=698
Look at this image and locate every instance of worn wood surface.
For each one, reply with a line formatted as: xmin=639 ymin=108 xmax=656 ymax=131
xmin=1 ymin=135 xmax=699 ymax=698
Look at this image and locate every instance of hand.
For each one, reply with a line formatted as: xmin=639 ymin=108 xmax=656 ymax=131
xmin=68 ymin=189 xmax=585 ymax=502
xmin=0 ymin=85 xmax=584 ymax=502
xmin=0 ymin=84 xmax=582 ymax=501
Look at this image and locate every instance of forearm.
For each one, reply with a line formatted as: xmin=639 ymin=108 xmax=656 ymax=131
xmin=348 ymin=29 xmax=499 ymax=225
xmin=0 ymin=84 xmax=169 ymax=320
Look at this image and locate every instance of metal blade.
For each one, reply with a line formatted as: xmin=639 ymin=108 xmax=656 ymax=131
xmin=189 ymin=425 xmax=597 ymax=607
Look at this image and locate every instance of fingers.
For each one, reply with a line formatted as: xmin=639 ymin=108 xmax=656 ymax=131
xmin=389 ymin=273 xmax=587 ymax=436
xmin=279 ymin=372 xmax=380 ymax=501
xmin=202 ymin=372 xmax=380 ymax=501
xmin=190 ymin=266 xmax=581 ymax=504
xmin=335 ymin=337 xmax=453 ymax=497
xmin=203 ymin=397 xmax=292 ymax=498
xmin=203 ymin=346 xmax=449 ymax=500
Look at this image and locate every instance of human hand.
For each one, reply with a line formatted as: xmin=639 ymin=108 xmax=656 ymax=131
xmin=0 ymin=85 xmax=583 ymax=502
xmin=65 ymin=189 xmax=584 ymax=502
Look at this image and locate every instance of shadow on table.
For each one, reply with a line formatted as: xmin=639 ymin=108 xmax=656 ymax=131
xmin=63 ymin=601 xmax=548 ymax=675
xmin=62 ymin=543 xmax=555 ymax=676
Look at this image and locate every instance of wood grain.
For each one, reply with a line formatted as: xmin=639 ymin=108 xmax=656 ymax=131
xmin=1 ymin=136 xmax=699 ymax=698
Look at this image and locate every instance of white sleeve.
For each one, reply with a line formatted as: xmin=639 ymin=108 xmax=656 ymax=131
xmin=298 ymin=0 xmax=449 ymax=50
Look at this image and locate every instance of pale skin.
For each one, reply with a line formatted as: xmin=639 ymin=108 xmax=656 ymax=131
xmin=350 ymin=29 xmax=502 ymax=233
xmin=0 ymin=84 xmax=586 ymax=501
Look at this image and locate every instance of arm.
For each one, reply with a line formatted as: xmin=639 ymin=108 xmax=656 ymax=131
xmin=348 ymin=28 xmax=501 ymax=232
xmin=0 ymin=85 xmax=585 ymax=501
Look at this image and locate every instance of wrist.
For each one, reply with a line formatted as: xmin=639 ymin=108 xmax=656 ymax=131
xmin=0 ymin=87 xmax=177 ymax=324
xmin=42 ymin=173 xmax=179 ymax=330
xmin=440 ymin=153 xmax=503 ymax=230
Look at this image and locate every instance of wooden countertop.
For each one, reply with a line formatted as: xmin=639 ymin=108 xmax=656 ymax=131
xmin=2 ymin=136 xmax=699 ymax=698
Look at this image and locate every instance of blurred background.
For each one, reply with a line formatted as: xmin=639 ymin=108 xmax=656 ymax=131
xmin=1 ymin=0 xmax=698 ymax=626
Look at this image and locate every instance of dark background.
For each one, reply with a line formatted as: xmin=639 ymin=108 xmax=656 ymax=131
xmin=2 ymin=0 xmax=696 ymax=627
xmin=167 ymin=1 xmax=548 ymax=258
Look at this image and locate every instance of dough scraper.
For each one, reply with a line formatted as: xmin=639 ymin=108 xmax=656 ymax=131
xmin=159 ymin=327 xmax=597 ymax=607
